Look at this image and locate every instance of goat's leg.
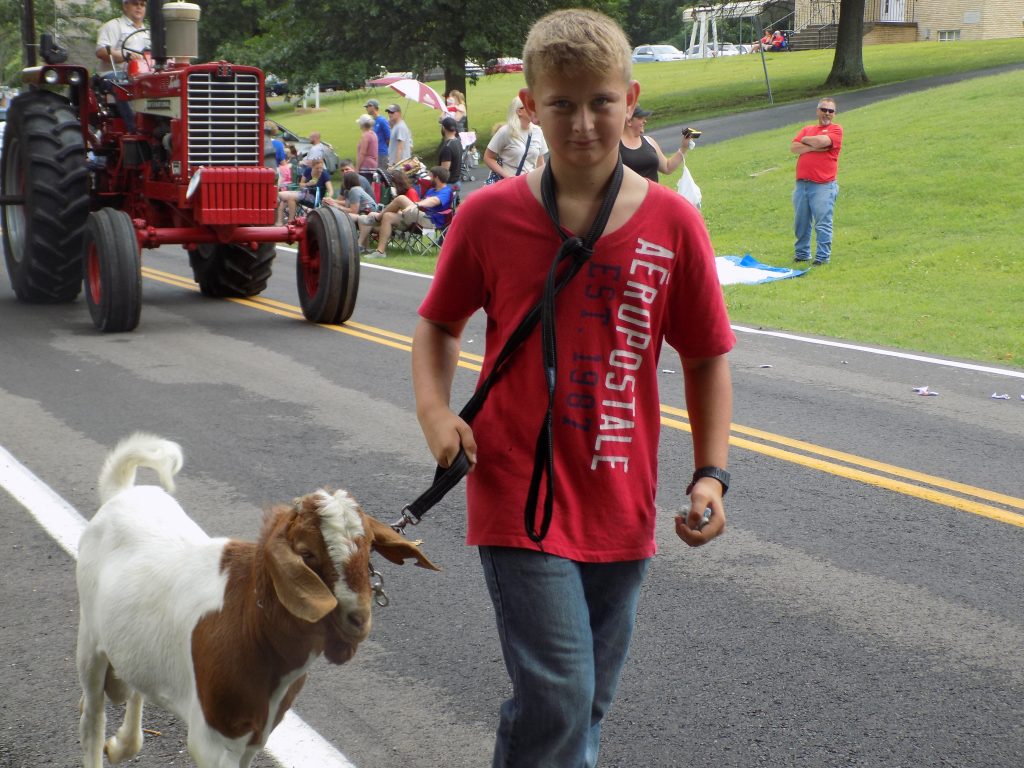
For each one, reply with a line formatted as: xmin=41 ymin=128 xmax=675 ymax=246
xmin=77 ymin=647 xmax=108 ymax=768
xmin=104 ymin=689 xmax=144 ymax=763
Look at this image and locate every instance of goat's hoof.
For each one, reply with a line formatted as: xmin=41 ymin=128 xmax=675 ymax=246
xmin=104 ymin=736 xmax=142 ymax=764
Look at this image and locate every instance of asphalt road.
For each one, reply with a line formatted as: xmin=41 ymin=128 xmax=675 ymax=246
xmin=2 ymin=63 xmax=1024 ymax=768
xmin=1 ymin=242 xmax=1023 ymax=767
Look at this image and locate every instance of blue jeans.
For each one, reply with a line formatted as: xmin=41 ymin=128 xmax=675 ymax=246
xmin=793 ymin=179 xmax=838 ymax=262
xmin=479 ymin=546 xmax=649 ymax=768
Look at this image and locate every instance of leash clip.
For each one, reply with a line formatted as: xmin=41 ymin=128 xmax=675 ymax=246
xmin=390 ymin=506 xmax=420 ymax=534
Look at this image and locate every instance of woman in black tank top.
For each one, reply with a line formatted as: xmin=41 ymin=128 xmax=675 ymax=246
xmin=619 ymin=104 xmax=690 ymax=182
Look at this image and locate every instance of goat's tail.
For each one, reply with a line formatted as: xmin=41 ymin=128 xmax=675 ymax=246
xmin=99 ymin=432 xmax=184 ymax=504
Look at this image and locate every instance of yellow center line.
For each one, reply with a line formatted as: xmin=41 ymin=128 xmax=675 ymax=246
xmin=140 ymin=265 xmax=1024 ymax=528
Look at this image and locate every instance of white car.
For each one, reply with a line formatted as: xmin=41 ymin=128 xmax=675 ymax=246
xmin=685 ymin=42 xmax=744 ymax=59
xmin=632 ymin=45 xmax=686 ymax=63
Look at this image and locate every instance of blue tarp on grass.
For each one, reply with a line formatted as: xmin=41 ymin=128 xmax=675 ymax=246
xmin=716 ymin=254 xmax=808 ymax=286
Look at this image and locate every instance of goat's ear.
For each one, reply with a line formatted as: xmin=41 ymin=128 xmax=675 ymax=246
xmin=363 ymin=515 xmax=441 ymax=571
xmin=265 ymin=533 xmax=339 ymax=622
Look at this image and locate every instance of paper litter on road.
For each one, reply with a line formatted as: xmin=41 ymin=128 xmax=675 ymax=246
xmin=991 ymin=392 xmax=1011 ymax=400
xmin=912 ymin=386 xmax=939 ymax=396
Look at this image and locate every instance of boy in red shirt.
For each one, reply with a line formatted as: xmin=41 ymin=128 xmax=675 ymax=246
xmin=412 ymin=9 xmax=734 ymax=766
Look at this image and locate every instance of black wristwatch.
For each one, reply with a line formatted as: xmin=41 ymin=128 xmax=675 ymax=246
xmin=686 ymin=466 xmax=730 ymax=496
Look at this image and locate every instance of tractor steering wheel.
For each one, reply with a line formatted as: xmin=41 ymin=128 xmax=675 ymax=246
xmin=120 ymin=28 xmax=150 ymax=64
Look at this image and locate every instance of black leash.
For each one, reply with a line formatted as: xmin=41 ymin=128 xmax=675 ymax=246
xmin=394 ymin=159 xmax=625 ymax=538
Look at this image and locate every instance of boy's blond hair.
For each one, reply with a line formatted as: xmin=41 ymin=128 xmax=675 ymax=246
xmin=522 ymin=9 xmax=632 ymax=88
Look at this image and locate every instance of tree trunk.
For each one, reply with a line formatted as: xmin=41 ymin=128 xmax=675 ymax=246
xmin=825 ymin=0 xmax=869 ymax=88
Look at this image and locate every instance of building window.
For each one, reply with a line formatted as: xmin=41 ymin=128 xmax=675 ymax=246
xmin=938 ymin=29 xmax=961 ymax=42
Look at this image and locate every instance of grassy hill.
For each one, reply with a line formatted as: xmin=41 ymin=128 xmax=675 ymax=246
xmin=271 ymin=39 xmax=1024 ymax=368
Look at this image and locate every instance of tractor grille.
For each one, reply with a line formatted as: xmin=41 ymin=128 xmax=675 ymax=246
xmin=186 ymin=71 xmax=262 ymax=167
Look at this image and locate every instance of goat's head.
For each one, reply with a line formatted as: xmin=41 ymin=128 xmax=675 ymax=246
xmin=263 ymin=489 xmax=439 ymax=664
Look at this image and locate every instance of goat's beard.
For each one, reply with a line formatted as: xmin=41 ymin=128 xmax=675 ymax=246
xmin=321 ymin=610 xmax=364 ymax=664
xmin=324 ymin=637 xmax=358 ymax=664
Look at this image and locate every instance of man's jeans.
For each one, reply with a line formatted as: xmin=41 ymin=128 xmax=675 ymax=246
xmin=793 ymin=179 xmax=838 ymax=262
xmin=479 ymin=546 xmax=648 ymax=768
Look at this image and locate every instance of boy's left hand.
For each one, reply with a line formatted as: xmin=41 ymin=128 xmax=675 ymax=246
xmin=675 ymin=478 xmax=726 ymax=547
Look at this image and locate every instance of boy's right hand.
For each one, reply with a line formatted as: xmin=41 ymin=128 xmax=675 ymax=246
xmin=422 ymin=408 xmax=477 ymax=470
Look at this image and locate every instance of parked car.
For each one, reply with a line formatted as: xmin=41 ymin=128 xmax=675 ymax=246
xmin=684 ymin=42 xmax=744 ymax=59
xmin=422 ymin=61 xmax=485 ymax=82
xmin=265 ymin=120 xmax=340 ymax=173
xmin=632 ymin=44 xmax=686 ymax=63
xmin=485 ymin=57 xmax=524 ymax=75
xmin=265 ymin=76 xmax=290 ymax=96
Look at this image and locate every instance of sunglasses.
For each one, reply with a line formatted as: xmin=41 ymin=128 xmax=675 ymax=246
xmin=818 ymin=107 xmax=835 ymax=113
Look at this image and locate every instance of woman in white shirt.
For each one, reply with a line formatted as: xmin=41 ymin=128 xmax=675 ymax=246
xmin=484 ymin=96 xmax=546 ymax=181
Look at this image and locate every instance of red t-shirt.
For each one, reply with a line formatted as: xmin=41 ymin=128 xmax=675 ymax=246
xmin=794 ymin=123 xmax=843 ymax=183
xmin=419 ymin=176 xmax=735 ymax=562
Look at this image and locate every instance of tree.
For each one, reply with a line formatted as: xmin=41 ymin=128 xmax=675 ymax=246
xmin=202 ymin=0 xmax=622 ymax=120
xmin=824 ymin=0 xmax=868 ymax=88
xmin=620 ymin=0 xmax=686 ymax=46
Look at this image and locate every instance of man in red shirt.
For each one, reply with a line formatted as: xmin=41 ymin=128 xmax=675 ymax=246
xmin=791 ymin=97 xmax=842 ymax=265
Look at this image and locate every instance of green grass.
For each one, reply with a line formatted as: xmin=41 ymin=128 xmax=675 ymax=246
xmin=273 ymin=40 xmax=1024 ymax=368
xmin=690 ymin=69 xmax=1024 ymax=368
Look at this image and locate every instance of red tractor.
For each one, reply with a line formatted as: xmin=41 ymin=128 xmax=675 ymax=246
xmin=0 ymin=0 xmax=359 ymax=332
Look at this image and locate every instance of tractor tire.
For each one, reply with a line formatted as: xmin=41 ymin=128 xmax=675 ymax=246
xmin=297 ymin=207 xmax=359 ymax=324
xmin=83 ymin=208 xmax=142 ymax=333
xmin=188 ymin=243 xmax=276 ymax=298
xmin=1 ymin=90 xmax=89 ymax=303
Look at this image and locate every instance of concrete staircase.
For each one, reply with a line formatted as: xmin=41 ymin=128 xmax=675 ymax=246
xmin=788 ymin=24 xmax=838 ymax=51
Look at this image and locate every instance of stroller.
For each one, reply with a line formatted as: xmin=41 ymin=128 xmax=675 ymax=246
xmin=458 ymin=131 xmax=478 ymax=182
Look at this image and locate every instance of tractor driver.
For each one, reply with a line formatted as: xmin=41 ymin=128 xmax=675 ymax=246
xmin=96 ymin=0 xmax=150 ymax=69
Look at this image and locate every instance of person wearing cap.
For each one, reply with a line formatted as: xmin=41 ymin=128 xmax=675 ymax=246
xmin=96 ymin=0 xmax=150 ymax=67
xmin=437 ymin=116 xmax=464 ymax=190
xmin=355 ymin=114 xmax=379 ymax=176
xmin=364 ymin=99 xmax=391 ymax=169
xmin=386 ymin=104 xmax=414 ymax=166
xmin=619 ymin=104 xmax=690 ymax=182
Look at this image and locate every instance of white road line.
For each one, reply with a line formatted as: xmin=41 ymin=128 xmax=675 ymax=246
xmin=731 ymin=325 xmax=1024 ymax=379
xmin=0 ymin=445 xmax=358 ymax=768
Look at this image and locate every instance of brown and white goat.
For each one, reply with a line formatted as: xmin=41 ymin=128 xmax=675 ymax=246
xmin=76 ymin=433 xmax=438 ymax=768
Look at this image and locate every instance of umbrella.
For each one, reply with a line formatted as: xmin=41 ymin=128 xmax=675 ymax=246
xmin=366 ymin=75 xmax=404 ymax=86
xmin=386 ymin=78 xmax=445 ymax=112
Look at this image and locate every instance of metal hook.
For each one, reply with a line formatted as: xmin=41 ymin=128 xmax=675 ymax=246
xmin=368 ymin=562 xmax=389 ymax=607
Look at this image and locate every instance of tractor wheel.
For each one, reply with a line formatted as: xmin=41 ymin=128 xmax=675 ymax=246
xmin=297 ymin=207 xmax=359 ymax=324
xmin=82 ymin=209 xmax=142 ymax=333
xmin=188 ymin=243 xmax=276 ymax=298
xmin=1 ymin=90 xmax=89 ymax=302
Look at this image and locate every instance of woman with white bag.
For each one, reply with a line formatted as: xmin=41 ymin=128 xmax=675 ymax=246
xmin=620 ymin=104 xmax=701 ymax=208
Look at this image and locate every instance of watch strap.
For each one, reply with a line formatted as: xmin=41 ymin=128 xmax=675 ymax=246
xmin=686 ymin=466 xmax=730 ymax=496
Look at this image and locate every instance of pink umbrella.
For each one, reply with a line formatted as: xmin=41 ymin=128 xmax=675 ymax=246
xmin=367 ymin=75 xmax=404 ymax=86
xmin=386 ymin=78 xmax=445 ymax=112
